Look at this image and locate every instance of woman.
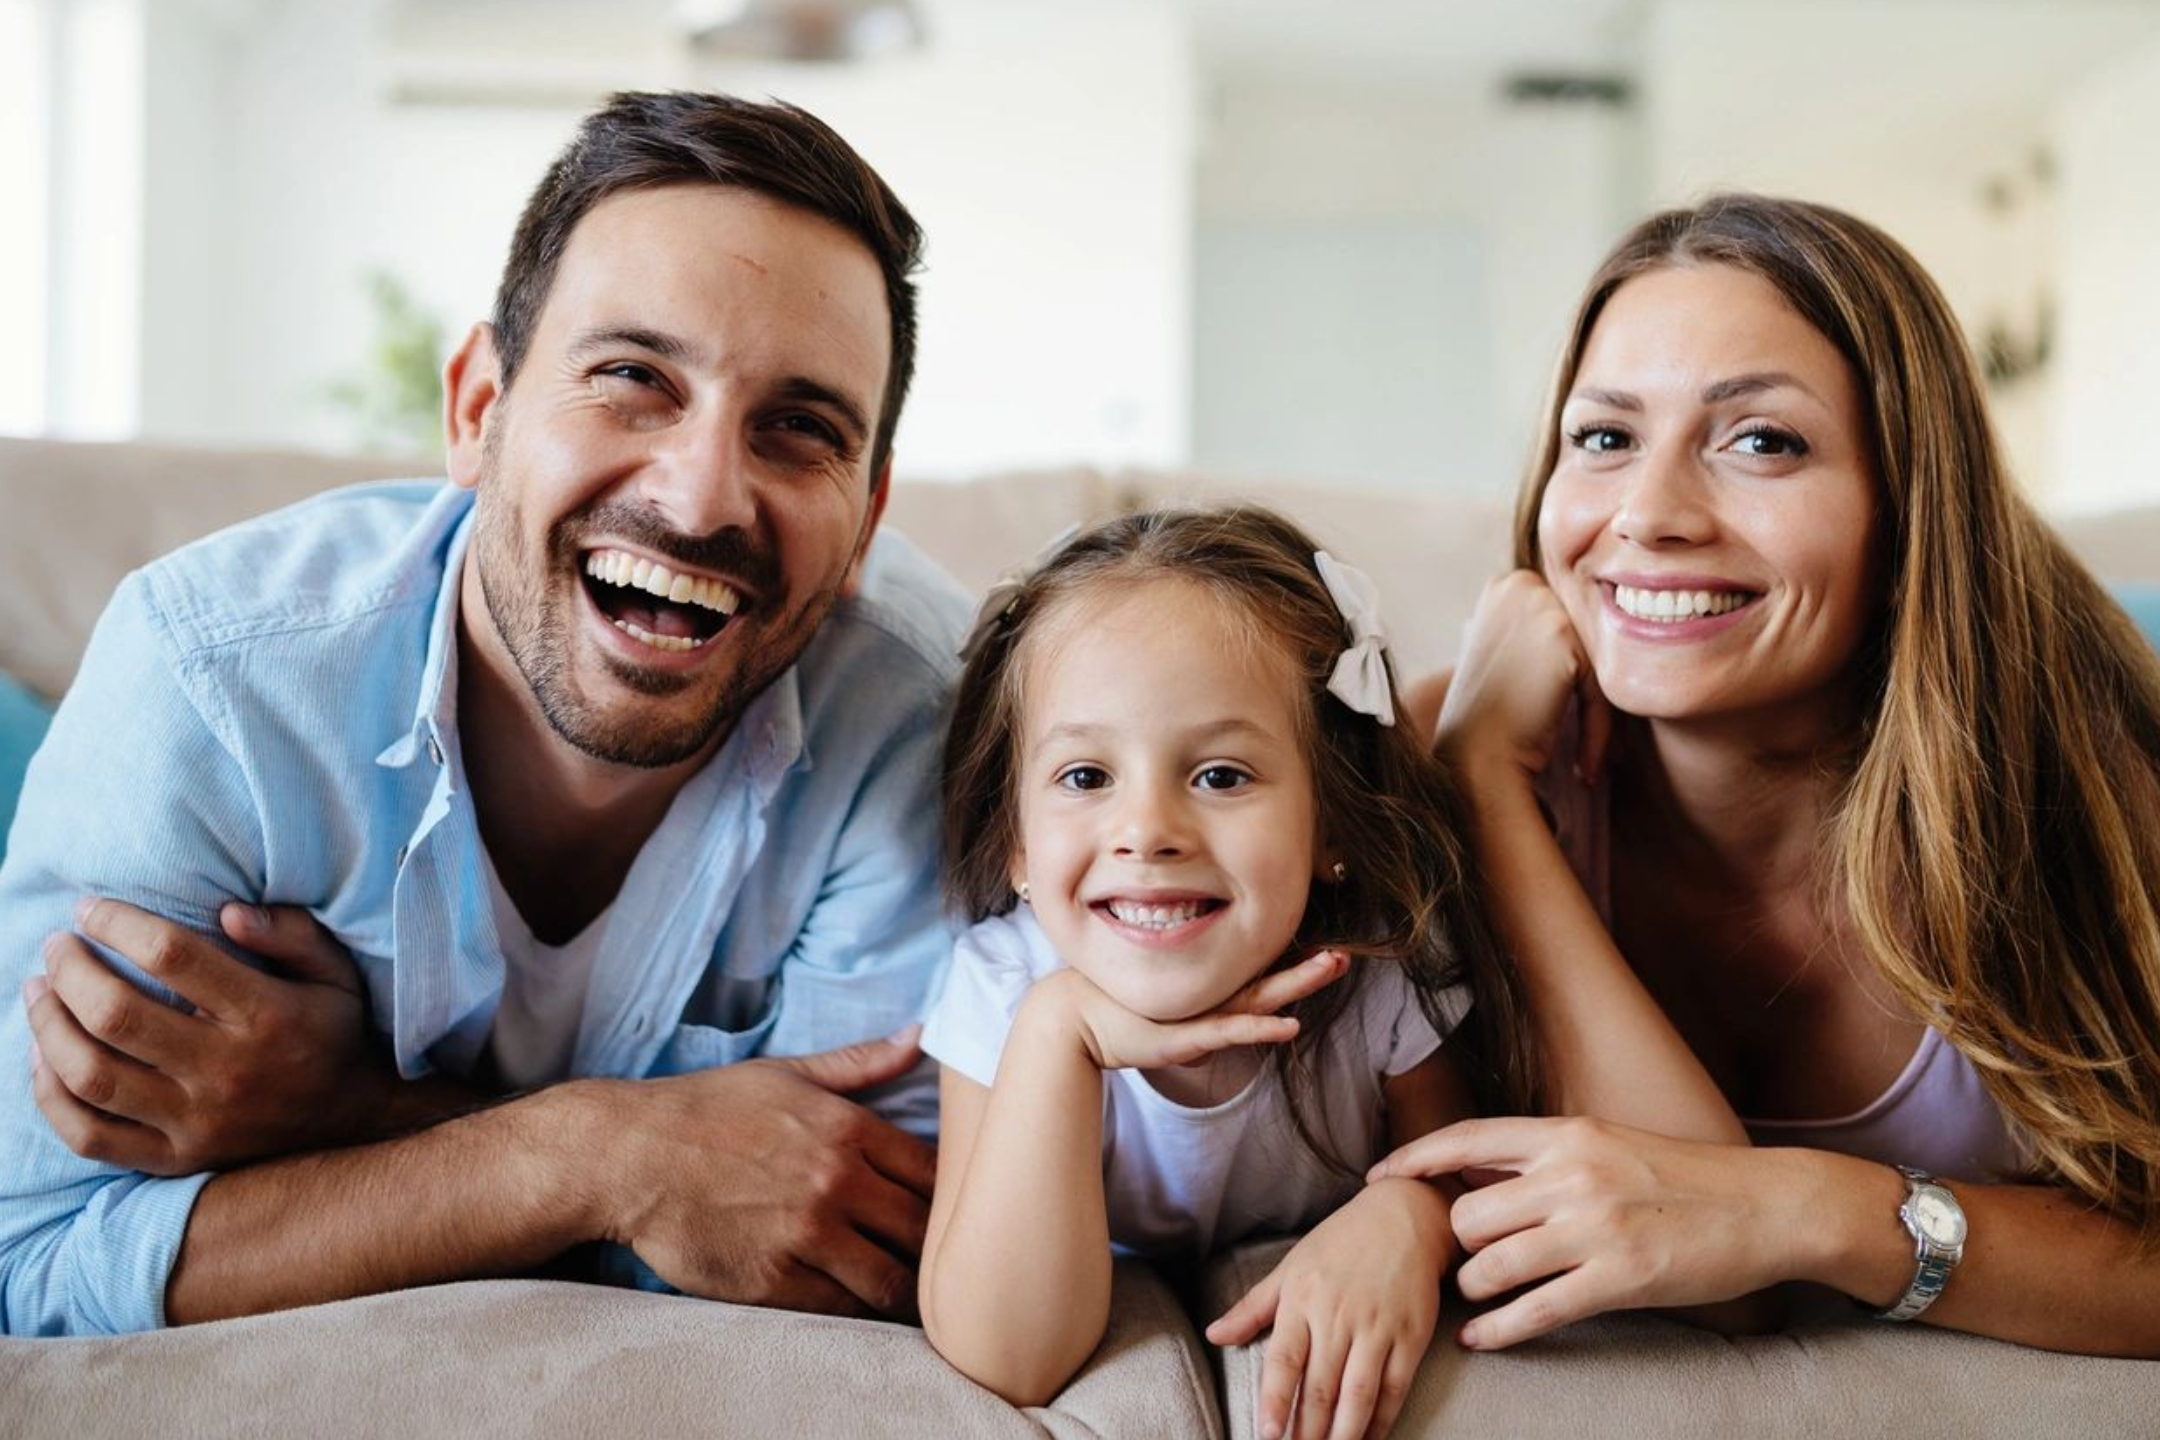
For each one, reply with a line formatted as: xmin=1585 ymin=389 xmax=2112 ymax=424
xmin=1379 ymin=193 xmax=2160 ymax=1357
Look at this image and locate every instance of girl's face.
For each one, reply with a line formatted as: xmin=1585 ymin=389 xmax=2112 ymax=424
xmin=1537 ymin=263 xmax=1881 ymax=738
xmin=1009 ymin=576 xmax=1323 ymax=1022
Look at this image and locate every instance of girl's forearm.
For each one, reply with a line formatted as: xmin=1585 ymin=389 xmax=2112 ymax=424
xmin=1457 ymin=761 xmax=1743 ymax=1142
xmin=921 ymin=989 xmax=1115 ymax=1404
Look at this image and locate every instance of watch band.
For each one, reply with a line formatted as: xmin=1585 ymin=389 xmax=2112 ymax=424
xmin=1875 ymin=1164 xmax=1965 ymax=1322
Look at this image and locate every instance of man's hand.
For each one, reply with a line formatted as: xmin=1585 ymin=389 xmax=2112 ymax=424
xmin=567 ymin=1029 xmax=937 ymax=1320
xmin=24 ymin=898 xmax=411 ymax=1175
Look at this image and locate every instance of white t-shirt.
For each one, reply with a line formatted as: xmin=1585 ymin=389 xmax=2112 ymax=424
xmin=921 ymin=909 xmax=1467 ymax=1258
xmin=482 ymin=851 xmax=612 ymax=1091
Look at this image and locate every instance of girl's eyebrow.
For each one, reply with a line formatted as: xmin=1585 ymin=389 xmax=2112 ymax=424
xmin=1035 ymin=717 xmax=1278 ymax=748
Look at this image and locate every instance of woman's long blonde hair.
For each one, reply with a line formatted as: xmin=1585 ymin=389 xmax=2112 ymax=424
xmin=1518 ymin=193 xmax=2160 ymax=1236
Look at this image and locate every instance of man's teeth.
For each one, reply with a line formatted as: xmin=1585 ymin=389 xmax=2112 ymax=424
xmin=611 ymin=618 xmax=704 ymax=653
xmin=1613 ymin=584 xmax=1750 ymax=623
xmin=1105 ymin=899 xmax=1211 ymax=928
xmin=584 ymin=549 xmax=742 ymax=616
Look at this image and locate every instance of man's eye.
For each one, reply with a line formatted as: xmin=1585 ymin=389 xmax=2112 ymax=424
xmin=1194 ymin=765 xmax=1250 ymax=792
xmin=596 ymin=363 xmax=662 ymax=388
xmin=1566 ymin=424 xmax=1632 ymax=454
xmin=1056 ymin=765 xmax=1110 ymax=793
xmin=1730 ymin=425 xmax=1809 ymax=459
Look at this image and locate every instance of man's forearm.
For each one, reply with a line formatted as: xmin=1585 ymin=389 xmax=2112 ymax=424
xmin=166 ymin=1081 xmax=603 ymax=1324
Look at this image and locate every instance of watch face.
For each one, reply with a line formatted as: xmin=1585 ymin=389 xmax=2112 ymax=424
xmin=1913 ymin=1187 xmax=1967 ymax=1246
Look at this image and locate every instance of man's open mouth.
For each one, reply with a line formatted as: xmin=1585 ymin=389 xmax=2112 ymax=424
xmin=581 ymin=548 xmax=743 ymax=654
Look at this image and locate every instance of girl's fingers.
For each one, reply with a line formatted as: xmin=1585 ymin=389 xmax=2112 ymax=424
xmin=1256 ymin=1310 xmax=1310 ymax=1440
xmin=1454 ymin=1223 xmax=1577 ymax=1305
xmin=1205 ymin=1266 xmax=1282 ymax=1348
xmin=1366 ymin=1341 xmax=1423 ymax=1440
xmin=1295 ymin=1320 xmax=1352 ymax=1440
xmin=1156 ymin=1013 xmax=1299 ymax=1067
xmin=1458 ymin=1266 xmax=1607 ymax=1351
xmin=1230 ymin=950 xmax=1347 ymax=1017
xmin=1324 ymin=1334 xmax=1388 ymax=1440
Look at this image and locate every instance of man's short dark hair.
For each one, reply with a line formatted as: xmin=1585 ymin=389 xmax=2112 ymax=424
xmin=493 ymin=90 xmax=924 ymax=481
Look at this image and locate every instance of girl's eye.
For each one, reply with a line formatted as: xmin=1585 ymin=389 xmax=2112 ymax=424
xmin=1055 ymin=765 xmax=1110 ymax=793
xmin=1193 ymin=765 xmax=1251 ymax=792
xmin=1566 ymin=424 xmax=1633 ymax=455
xmin=1730 ymin=424 xmax=1809 ymax=459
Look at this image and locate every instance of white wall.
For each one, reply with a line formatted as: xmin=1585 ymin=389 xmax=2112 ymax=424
xmin=131 ymin=0 xmax=1196 ymax=479
xmin=1193 ymin=76 xmax=1625 ymax=496
xmin=2049 ymin=31 xmax=2160 ymax=512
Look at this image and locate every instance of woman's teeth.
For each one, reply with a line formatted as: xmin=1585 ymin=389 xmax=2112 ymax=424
xmin=1105 ymin=899 xmax=1212 ymax=928
xmin=1613 ymin=584 xmax=1750 ymax=622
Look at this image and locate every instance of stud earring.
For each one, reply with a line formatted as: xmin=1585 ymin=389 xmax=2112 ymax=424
xmin=1017 ymin=882 xmax=1031 ymax=904
xmin=1331 ymin=862 xmax=1348 ymax=883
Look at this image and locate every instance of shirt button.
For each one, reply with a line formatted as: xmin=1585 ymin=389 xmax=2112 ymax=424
xmin=630 ymin=1014 xmax=649 ymax=1037
xmin=393 ymin=844 xmax=409 ymax=868
xmin=426 ymin=736 xmax=444 ymax=767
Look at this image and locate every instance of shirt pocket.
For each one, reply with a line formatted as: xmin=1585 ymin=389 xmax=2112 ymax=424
xmin=647 ymin=975 xmax=783 ymax=1076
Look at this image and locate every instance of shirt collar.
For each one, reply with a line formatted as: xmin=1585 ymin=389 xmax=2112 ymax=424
xmin=376 ymin=495 xmax=475 ymax=771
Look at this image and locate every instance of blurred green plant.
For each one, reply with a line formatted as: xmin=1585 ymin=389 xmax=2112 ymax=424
xmin=324 ymin=270 xmax=445 ymax=458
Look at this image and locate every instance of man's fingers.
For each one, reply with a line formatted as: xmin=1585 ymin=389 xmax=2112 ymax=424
xmin=804 ymin=1226 xmax=918 ymax=1320
xmin=73 ymin=897 xmax=255 ymax=1017
xmin=42 ymin=930 xmax=197 ymax=1069
xmin=841 ymin=1164 xmax=934 ymax=1259
xmin=1204 ymin=1267 xmax=1282 ymax=1348
xmin=24 ymin=974 xmax=182 ymax=1130
xmin=1256 ymin=1310 xmax=1309 ymax=1440
xmin=1229 ymin=950 xmax=1347 ymax=1018
xmin=771 ymin=1024 xmax=924 ymax=1095
xmin=1459 ymin=1268 xmax=1603 ymax=1351
xmin=29 ymin=1046 xmax=175 ymax=1172
xmin=854 ymin=1114 xmax=939 ymax=1202
xmin=219 ymin=903 xmax=363 ymax=994
xmin=1366 ymin=1116 xmax=1556 ymax=1184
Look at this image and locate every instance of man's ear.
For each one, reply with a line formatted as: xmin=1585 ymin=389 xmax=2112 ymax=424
xmin=840 ymin=456 xmax=895 ymax=598
xmin=444 ymin=322 xmax=503 ymax=492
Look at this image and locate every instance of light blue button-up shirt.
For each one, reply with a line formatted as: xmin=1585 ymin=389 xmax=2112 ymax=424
xmin=0 ymin=480 xmax=969 ymax=1336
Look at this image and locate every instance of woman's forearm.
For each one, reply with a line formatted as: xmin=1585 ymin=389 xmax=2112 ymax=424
xmin=920 ymin=991 xmax=1115 ymax=1405
xmin=1458 ymin=762 xmax=1744 ymax=1142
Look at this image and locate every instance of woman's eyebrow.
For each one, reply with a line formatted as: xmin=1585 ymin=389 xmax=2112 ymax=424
xmin=1700 ymin=371 xmax=1818 ymax=405
xmin=1569 ymin=387 xmax=1641 ymax=412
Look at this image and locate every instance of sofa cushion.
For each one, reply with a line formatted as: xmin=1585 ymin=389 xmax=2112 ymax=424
xmin=0 ymin=1261 xmax=1223 ymax=1439
xmin=1201 ymin=1236 xmax=2160 ymax=1439
xmin=0 ymin=669 xmax=53 ymax=866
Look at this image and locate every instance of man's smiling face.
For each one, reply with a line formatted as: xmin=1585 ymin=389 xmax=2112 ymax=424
xmin=449 ymin=182 xmax=893 ymax=769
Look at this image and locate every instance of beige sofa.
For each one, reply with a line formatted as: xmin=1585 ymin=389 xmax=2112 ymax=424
xmin=3 ymin=436 xmax=2158 ymax=1437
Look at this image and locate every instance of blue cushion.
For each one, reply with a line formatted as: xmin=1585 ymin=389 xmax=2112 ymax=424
xmin=0 ymin=670 xmax=54 ymax=867
xmin=2117 ymin=583 xmax=2160 ymax=654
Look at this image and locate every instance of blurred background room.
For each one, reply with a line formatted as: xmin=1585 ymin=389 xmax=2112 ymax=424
xmin=4 ymin=0 xmax=2159 ymax=510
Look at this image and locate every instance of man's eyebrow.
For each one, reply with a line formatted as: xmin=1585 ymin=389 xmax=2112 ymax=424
xmin=774 ymin=376 xmax=871 ymax=444
xmin=565 ymin=326 xmax=698 ymax=365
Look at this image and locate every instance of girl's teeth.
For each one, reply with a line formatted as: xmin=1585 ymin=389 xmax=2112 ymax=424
xmin=1106 ymin=900 xmax=1209 ymax=928
xmin=1613 ymin=584 xmax=1750 ymax=622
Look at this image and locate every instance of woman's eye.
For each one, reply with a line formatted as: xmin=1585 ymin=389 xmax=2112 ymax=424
xmin=1566 ymin=424 xmax=1632 ymax=455
xmin=1730 ymin=425 xmax=1809 ymax=459
xmin=1056 ymin=765 xmax=1110 ymax=793
xmin=1193 ymin=765 xmax=1250 ymax=792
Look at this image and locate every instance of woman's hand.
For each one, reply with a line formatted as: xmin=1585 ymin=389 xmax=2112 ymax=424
xmin=1370 ymin=1116 xmax=1813 ymax=1350
xmin=1206 ymin=1178 xmax=1454 ymax=1440
xmin=1437 ymin=570 xmax=1610 ymax=786
xmin=1033 ymin=949 xmax=1348 ymax=1072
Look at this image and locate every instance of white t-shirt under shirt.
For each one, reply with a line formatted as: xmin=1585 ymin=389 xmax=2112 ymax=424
xmin=482 ymin=849 xmax=612 ymax=1091
xmin=921 ymin=909 xmax=1470 ymax=1259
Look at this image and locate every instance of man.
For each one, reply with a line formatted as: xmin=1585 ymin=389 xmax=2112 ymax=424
xmin=0 ymin=91 xmax=969 ymax=1336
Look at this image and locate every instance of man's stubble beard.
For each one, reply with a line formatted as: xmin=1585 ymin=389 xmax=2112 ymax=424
xmin=469 ymin=436 xmax=844 ymax=771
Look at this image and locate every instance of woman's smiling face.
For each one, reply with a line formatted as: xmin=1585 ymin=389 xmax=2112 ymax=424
xmin=1536 ymin=262 xmax=1882 ymax=739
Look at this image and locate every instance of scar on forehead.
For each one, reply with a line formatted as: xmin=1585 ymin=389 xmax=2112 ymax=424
xmin=729 ymin=251 xmax=770 ymax=278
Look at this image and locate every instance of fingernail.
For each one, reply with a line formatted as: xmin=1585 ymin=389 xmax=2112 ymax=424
xmin=29 ymin=1040 xmax=44 ymax=1075
xmin=72 ymin=896 xmax=96 ymax=927
xmin=889 ymin=1021 xmax=923 ymax=1046
xmin=1260 ymin=1422 xmax=1281 ymax=1440
xmin=227 ymin=902 xmax=270 ymax=931
xmin=1459 ymin=1323 xmax=1482 ymax=1349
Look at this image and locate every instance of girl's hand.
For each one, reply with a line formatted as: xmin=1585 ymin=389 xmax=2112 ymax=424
xmin=1438 ymin=570 xmax=1610 ymax=787
xmin=1036 ymin=949 xmax=1349 ymax=1072
xmin=1368 ymin=1116 xmax=1813 ymax=1350
xmin=1206 ymin=1178 xmax=1454 ymax=1440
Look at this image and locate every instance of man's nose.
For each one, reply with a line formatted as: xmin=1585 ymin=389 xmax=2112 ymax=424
xmin=1612 ymin=442 xmax=1714 ymax=547
xmin=641 ymin=411 xmax=760 ymax=539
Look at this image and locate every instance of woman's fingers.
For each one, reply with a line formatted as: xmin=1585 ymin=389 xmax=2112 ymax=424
xmin=1367 ymin=1115 xmax=1559 ymax=1183
xmin=1459 ymin=1266 xmax=1608 ymax=1351
xmin=1454 ymin=1222 xmax=1577 ymax=1304
xmin=1573 ymin=645 xmax=1615 ymax=785
xmin=1256 ymin=1309 xmax=1310 ymax=1440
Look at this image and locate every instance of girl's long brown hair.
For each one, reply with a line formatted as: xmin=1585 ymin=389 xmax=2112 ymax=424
xmin=1519 ymin=193 xmax=2160 ymax=1237
xmin=943 ymin=506 xmax=1540 ymax=1166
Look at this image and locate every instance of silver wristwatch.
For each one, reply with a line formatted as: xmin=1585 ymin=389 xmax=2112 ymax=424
xmin=1875 ymin=1165 xmax=1966 ymax=1322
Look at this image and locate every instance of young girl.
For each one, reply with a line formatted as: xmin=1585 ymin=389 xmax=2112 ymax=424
xmin=919 ymin=506 xmax=1533 ymax=1440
